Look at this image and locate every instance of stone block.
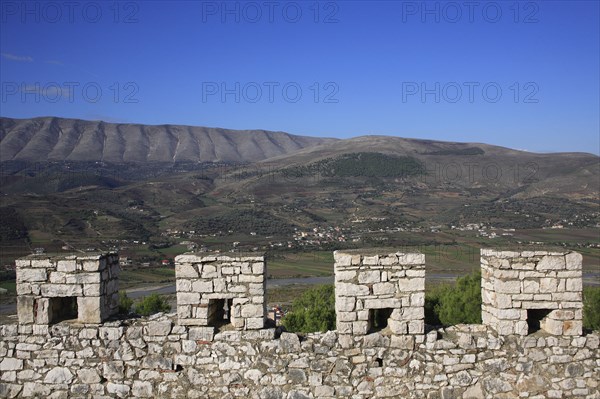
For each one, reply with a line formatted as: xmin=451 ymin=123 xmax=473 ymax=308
xmin=30 ymin=258 xmax=52 ymax=268
xmin=541 ymin=317 xmax=563 ymax=335
xmin=402 ymin=306 xmax=424 ymax=320
xmin=335 ymin=297 xmax=355 ymax=312
xmin=44 ymin=367 xmax=73 ymax=384
xmin=565 ymin=252 xmax=582 ymax=270
xmin=144 ymin=321 xmax=172 ymax=336
xmin=57 ymin=260 xmax=77 ymax=272
xmin=241 ymin=304 xmax=264 ymax=318
xmin=17 ymin=269 xmax=47 ymax=283
xmin=334 ymin=251 xmax=353 ymax=266
xmin=515 ymin=320 xmax=528 ymax=336
xmin=0 ymin=358 xmax=23 ymax=371
xmin=188 ymin=327 xmax=214 ymax=341
xmin=539 ymin=278 xmax=558 ymax=293
xmin=565 ymin=278 xmax=582 ymax=292
xmin=363 ymin=255 xmax=379 ymax=265
xmin=364 ymin=298 xmax=401 ymax=309
xmin=397 ymin=278 xmax=425 ymax=292
xmin=17 ymin=296 xmax=34 ymax=324
xmin=358 ymin=271 xmax=381 ymax=284
xmin=245 ymin=317 xmax=264 ymax=330
xmin=191 ymin=280 xmax=213 ymax=293
xmin=251 ymin=262 xmax=264 ymax=274
xmin=337 ymin=321 xmax=352 ymax=334
xmin=132 ymin=381 xmax=153 ymax=398
xmin=562 ymin=320 xmax=582 ymax=336
xmin=176 ymin=279 xmax=192 ymax=292
xmin=405 ymin=269 xmax=425 ymax=278
xmin=78 ymin=297 xmax=102 ymax=324
xmin=175 ymin=263 xmax=199 ymax=278
xmin=388 ymin=319 xmax=407 ymax=335
xmin=49 ymin=272 xmax=67 ymax=284
xmin=335 ymin=270 xmax=356 ymax=282
xmin=352 ymin=321 xmax=369 ymax=335
xmin=522 ymin=280 xmax=540 ymax=294
xmin=238 ymin=274 xmax=263 ymax=283
xmin=537 ymin=255 xmax=566 ymax=271
xmin=494 ymin=280 xmax=521 ymax=294
xmin=82 ymin=259 xmax=104 ymax=272
xmin=67 ymin=273 xmax=101 ymax=284
xmin=390 ymin=335 xmax=414 ymax=349
xmin=41 ymin=284 xmax=82 ymax=297
xmin=551 ymin=292 xmax=581 ymax=301
xmin=34 ymin=298 xmax=50 ymax=324
xmin=373 ymin=282 xmax=395 ymax=295
xmin=83 ymin=283 xmax=102 ymax=296
xmin=379 ymin=255 xmax=397 ymax=265
xmin=408 ymin=320 xmax=424 ymax=334
xmin=337 ymin=312 xmax=357 ymax=322
xmin=496 ymin=309 xmax=522 ymax=320
xmin=397 ymin=253 xmax=425 ymax=264
xmin=336 ymin=283 xmax=369 ymax=297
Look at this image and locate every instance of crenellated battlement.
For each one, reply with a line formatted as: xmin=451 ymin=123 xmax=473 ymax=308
xmin=1 ymin=248 xmax=597 ymax=399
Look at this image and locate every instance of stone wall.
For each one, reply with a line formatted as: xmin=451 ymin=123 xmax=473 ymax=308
xmin=1 ymin=248 xmax=598 ymax=398
xmin=15 ymin=253 xmax=119 ymax=325
xmin=1 ymin=318 xmax=598 ymax=398
xmin=334 ymin=250 xmax=425 ymax=348
xmin=174 ymin=253 xmax=266 ymax=329
xmin=481 ymin=249 xmax=583 ymax=336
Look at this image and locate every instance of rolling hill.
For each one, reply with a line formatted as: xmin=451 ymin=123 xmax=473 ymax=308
xmin=0 ymin=116 xmax=598 ymax=267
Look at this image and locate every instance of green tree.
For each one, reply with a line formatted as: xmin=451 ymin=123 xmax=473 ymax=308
xmin=583 ymin=287 xmax=600 ymax=331
xmin=427 ymin=272 xmax=482 ymax=326
xmin=281 ymin=285 xmax=336 ymax=333
xmin=135 ymin=293 xmax=171 ymax=316
xmin=118 ymin=292 xmax=134 ymax=314
xmin=424 ymin=284 xmax=447 ymax=326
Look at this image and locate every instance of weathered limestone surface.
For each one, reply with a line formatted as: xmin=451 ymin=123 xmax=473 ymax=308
xmin=481 ymin=249 xmax=583 ymax=336
xmin=334 ymin=250 xmax=426 ymax=348
xmin=0 ymin=318 xmax=598 ymax=398
xmin=175 ymin=253 xmax=266 ymax=330
xmin=3 ymin=249 xmax=597 ymax=398
xmin=16 ymin=253 xmax=119 ymax=325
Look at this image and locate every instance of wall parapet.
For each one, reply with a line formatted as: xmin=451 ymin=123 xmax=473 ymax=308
xmin=334 ymin=250 xmax=425 ymax=349
xmin=481 ymin=249 xmax=583 ymax=336
xmin=1 ymin=316 xmax=598 ymax=398
xmin=15 ymin=253 xmax=119 ymax=325
xmin=174 ymin=252 xmax=266 ymax=330
xmin=3 ymin=248 xmax=596 ymax=398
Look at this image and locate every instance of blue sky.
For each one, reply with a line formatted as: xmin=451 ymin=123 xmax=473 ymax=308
xmin=1 ymin=0 xmax=599 ymax=154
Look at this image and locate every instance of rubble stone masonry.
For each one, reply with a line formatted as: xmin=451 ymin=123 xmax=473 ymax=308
xmin=0 ymin=249 xmax=598 ymax=399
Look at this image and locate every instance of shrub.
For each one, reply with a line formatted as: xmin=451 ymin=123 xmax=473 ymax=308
xmin=281 ymin=285 xmax=336 ymax=333
xmin=118 ymin=292 xmax=134 ymax=314
xmin=424 ymin=284 xmax=447 ymax=326
xmin=426 ymin=272 xmax=482 ymax=327
xmin=135 ymin=293 xmax=171 ymax=316
xmin=583 ymin=287 xmax=600 ymax=331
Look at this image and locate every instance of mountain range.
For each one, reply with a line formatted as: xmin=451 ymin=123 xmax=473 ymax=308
xmin=0 ymin=116 xmax=335 ymax=163
xmin=0 ymin=116 xmax=598 ymax=263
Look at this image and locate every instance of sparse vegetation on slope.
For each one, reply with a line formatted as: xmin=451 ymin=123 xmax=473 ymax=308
xmin=0 ymin=207 xmax=28 ymax=241
xmin=422 ymin=147 xmax=485 ymax=156
xmin=283 ymin=152 xmax=425 ymax=179
xmin=186 ymin=209 xmax=295 ymax=236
